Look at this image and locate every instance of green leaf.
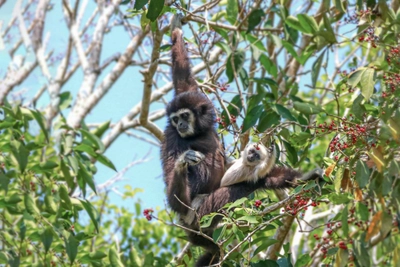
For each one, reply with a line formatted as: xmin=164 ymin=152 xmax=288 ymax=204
xmin=328 ymin=193 xmax=351 ymax=204
xmin=347 ymin=67 xmax=366 ymax=88
xmin=109 ymin=246 xmax=124 ymax=267
xmin=237 ymin=215 xmax=258 ymax=224
xmin=359 ymin=68 xmax=374 ymax=101
xmin=246 ymin=34 xmax=267 ymax=52
xmin=341 ymin=206 xmax=349 ymax=236
xmin=212 ymin=224 xmax=227 ymax=242
xmin=80 ymin=199 xmax=99 ymax=233
xmin=285 ymin=16 xmax=306 ymax=32
xmin=321 ymin=14 xmax=337 ymax=43
xmin=44 ymin=195 xmax=57 ymax=214
xmin=24 ymin=194 xmax=40 ymax=215
xmin=38 ymin=161 xmax=59 ymax=170
xmin=91 ymin=120 xmax=110 ymax=138
xmin=65 ymin=234 xmax=78 ymax=265
xmin=293 ymin=101 xmax=324 ymax=115
xmin=259 ymin=54 xmax=277 ymax=78
xmin=352 ymin=94 xmax=366 ymax=120
xmin=95 ymin=153 xmax=117 ymax=171
xmin=226 ymin=0 xmax=238 ymax=24
xmin=78 ymin=161 xmax=97 ymax=195
xmin=0 ymin=251 xmax=9 ymax=263
xmin=59 ymin=184 xmax=72 ymax=209
xmin=298 ymin=14 xmax=318 ymax=33
xmin=224 ymin=197 xmax=247 ymax=208
xmin=59 ymin=91 xmax=73 ymax=110
xmin=242 ymin=105 xmax=263 ymax=132
xmin=247 ymin=9 xmax=264 ymax=33
xmin=134 ymin=0 xmax=147 ymax=10
xmin=80 ymin=129 xmax=105 ymax=153
xmin=251 ymin=260 xmax=279 ymax=267
xmin=30 ymin=109 xmax=49 ymax=143
xmin=226 ymin=49 xmax=245 ymax=83
xmin=353 ymin=240 xmax=371 ymax=267
xmin=294 ymin=254 xmax=312 ymax=267
xmin=275 ymin=104 xmax=297 ymax=121
xmin=60 ymin=160 xmax=74 ymax=188
xmin=0 ymin=120 xmax=14 ymax=129
xmin=146 ymin=0 xmax=164 ymax=21
xmin=41 ymin=227 xmax=53 ymax=254
xmin=355 ymin=160 xmax=370 ymax=188
xmin=282 ymin=40 xmax=300 ymax=63
xmin=357 ymin=202 xmax=369 ymax=221
xmin=283 ymin=140 xmax=298 ymax=165
xmin=253 ymin=239 xmax=278 ymax=258
xmin=311 ymin=50 xmax=325 ymax=88
xmin=257 ymin=111 xmax=280 ymax=132
xmin=336 ymin=248 xmax=349 ymax=267
xmin=239 ymin=68 xmax=249 ymax=90
xmin=10 ymin=140 xmax=29 ymax=173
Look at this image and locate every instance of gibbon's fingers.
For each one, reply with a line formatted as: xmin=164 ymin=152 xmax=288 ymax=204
xmin=300 ymin=167 xmax=324 ymax=181
xmin=183 ymin=150 xmax=205 ymax=166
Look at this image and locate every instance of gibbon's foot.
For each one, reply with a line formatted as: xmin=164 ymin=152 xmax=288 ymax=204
xmin=171 ymin=13 xmax=184 ymax=32
xmin=179 ymin=150 xmax=205 ymax=166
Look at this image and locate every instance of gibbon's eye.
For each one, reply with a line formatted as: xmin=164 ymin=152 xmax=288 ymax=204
xmin=172 ymin=116 xmax=179 ymax=123
xmin=181 ymin=112 xmax=189 ymax=120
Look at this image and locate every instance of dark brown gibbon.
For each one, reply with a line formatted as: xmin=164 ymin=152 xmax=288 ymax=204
xmin=161 ymin=15 xmax=322 ymax=267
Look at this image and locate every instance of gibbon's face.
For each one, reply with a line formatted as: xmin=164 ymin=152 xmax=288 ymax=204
xmin=244 ymin=143 xmax=273 ymax=166
xmin=169 ymin=108 xmax=195 ymax=138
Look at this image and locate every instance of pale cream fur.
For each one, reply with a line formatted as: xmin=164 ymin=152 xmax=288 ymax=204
xmin=220 ymin=143 xmax=276 ymax=187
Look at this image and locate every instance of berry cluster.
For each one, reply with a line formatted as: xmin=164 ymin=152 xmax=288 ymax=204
xmin=30 ymin=181 xmax=36 ymax=191
xmin=254 ymin=200 xmax=262 ymax=208
xmin=216 ymin=116 xmax=227 ymax=128
xmin=143 ymin=208 xmax=154 ymax=221
xmin=313 ymin=115 xmax=377 ymax=162
xmin=282 ymin=195 xmax=319 ymax=216
xmin=343 ymin=9 xmax=376 ymax=25
xmin=217 ymin=82 xmax=229 ymax=92
xmin=386 ymin=45 xmax=400 ymax=65
xmin=358 ymin=26 xmax=378 ymax=48
xmin=382 ymin=67 xmax=400 ymax=94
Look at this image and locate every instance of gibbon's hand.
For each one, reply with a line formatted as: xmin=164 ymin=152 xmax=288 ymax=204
xmin=178 ymin=150 xmax=205 ymax=167
xmin=171 ymin=13 xmax=184 ymax=32
xmin=300 ymin=167 xmax=324 ymax=181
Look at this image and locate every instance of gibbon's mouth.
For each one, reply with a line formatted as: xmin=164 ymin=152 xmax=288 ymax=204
xmin=247 ymin=154 xmax=260 ymax=163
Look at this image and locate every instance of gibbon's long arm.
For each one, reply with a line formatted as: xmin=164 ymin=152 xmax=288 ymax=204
xmin=171 ymin=15 xmax=198 ymax=94
xmin=163 ymin=149 xmax=205 ymax=216
xmin=197 ymin=167 xmax=321 ymax=219
xmin=164 ymin=158 xmax=192 ymax=216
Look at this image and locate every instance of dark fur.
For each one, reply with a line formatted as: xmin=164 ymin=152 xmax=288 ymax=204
xmin=162 ymin=16 xmax=320 ymax=266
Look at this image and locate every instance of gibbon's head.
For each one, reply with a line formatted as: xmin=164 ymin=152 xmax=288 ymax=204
xmin=167 ymin=92 xmax=215 ymax=138
xmin=243 ymin=143 xmax=275 ymax=166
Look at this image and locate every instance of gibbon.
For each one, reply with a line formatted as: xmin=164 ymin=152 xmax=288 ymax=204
xmin=161 ymin=14 xmax=323 ymax=267
xmin=220 ymin=143 xmax=276 ymax=187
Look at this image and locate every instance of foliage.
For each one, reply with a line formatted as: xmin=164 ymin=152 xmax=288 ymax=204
xmin=0 ymin=105 xmax=183 ymax=266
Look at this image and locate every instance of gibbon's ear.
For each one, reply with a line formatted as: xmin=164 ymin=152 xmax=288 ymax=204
xmin=200 ymin=103 xmax=209 ymax=115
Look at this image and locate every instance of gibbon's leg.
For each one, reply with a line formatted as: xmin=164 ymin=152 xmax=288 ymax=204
xmin=171 ymin=14 xmax=198 ymax=94
xmin=166 ymin=150 xmax=205 ymax=215
xmin=187 ymin=231 xmax=219 ymax=267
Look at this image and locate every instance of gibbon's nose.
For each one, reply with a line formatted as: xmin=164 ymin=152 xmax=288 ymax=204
xmin=178 ymin=123 xmax=188 ymax=132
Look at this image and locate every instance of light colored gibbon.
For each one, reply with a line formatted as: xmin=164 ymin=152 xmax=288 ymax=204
xmin=220 ymin=143 xmax=276 ymax=187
